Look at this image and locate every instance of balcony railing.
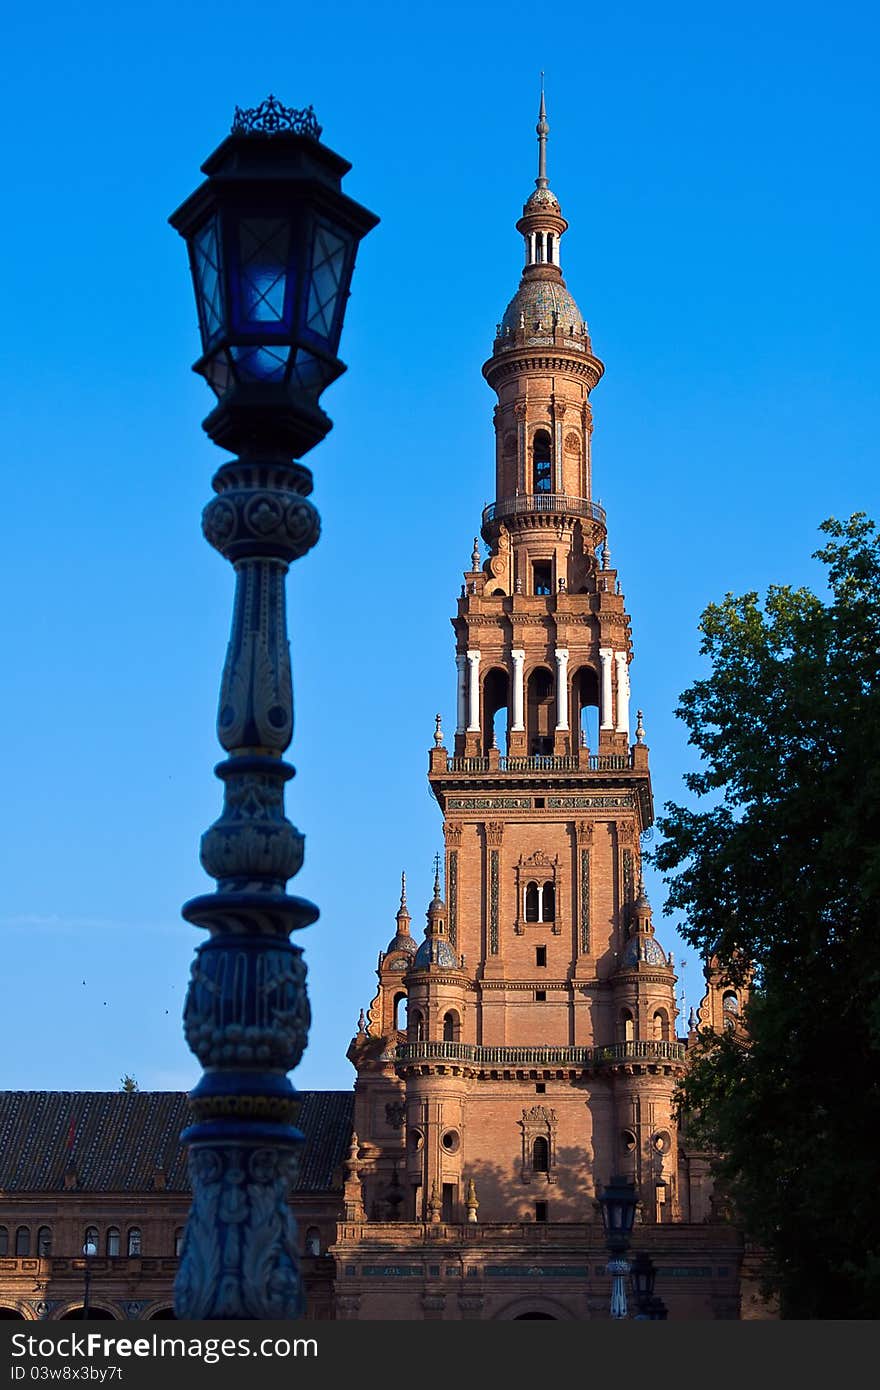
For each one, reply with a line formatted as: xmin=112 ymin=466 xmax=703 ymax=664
xmin=396 ymin=1040 xmax=686 ymax=1067
xmin=482 ymin=494 xmax=607 ymax=528
xmin=442 ymin=753 xmax=632 ymax=774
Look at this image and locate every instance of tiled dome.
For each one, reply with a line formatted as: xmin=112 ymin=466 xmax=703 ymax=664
xmin=412 ymin=937 xmax=459 ymax=971
xmin=621 ymin=935 xmax=668 ymax=968
xmin=524 ymin=186 xmax=561 ymax=214
xmin=501 ymin=277 xmax=584 ymax=335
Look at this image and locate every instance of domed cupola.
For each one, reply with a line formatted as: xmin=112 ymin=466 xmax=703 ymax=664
xmin=619 ymin=884 xmax=670 ymax=969
xmin=411 ymin=859 xmax=460 ymax=972
xmin=496 ymin=88 xmax=590 ymax=344
xmin=385 ymin=872 xmax=417 ymax=957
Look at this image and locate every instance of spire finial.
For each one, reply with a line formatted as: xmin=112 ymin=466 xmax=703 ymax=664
xmin=536 ymin=75 xmax=549 ymax=189
xmin=471 ymin=536 xmax=481 ymax=570
xmin=434 ymin=712 xmax=444 ymax=747
xmin=400 ymin=871 xmax=408 ymax=910
xmin=433 ymin=852 xmax=442 ymax=897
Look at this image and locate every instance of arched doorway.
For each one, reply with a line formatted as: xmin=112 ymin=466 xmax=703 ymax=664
xmin=0 ymin=1308 xmax=25 ymax=1320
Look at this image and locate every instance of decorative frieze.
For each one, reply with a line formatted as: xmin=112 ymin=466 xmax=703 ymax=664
xmin=547 ymin=795 xmax=634 ymax=810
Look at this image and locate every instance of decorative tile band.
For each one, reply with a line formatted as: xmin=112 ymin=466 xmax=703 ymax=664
xmin=623 ymin=847 xmax=634 ymax=907
xmin=547 ymin=795 xmax=635 ymax=810
xmin=448 ymin=850 xmax=458 ymax=949
xmin=489 ymin=850 xmax=499 ymax=955
xmin=447 ymin=797 xmax=532 ymax=810
xmin=580 ymin=849 xmax=591 ymax=953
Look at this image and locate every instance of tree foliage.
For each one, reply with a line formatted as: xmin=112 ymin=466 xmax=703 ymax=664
xmin=655 ymin=514 xmax=880 ymax=1318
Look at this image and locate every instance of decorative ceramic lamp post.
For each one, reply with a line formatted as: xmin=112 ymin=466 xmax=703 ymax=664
xmin=598 ymin=1175 xmax=638 ymax=1319
xmin=168 ymin=95 xmax=377 ymax=1319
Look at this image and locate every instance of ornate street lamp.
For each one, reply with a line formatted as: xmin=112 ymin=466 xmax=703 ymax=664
xmin=629 ymin=1250 xmax=656 ymax=1319
xmin=81 ymin=1240 xmax=97 ymax=1319
xmin=168 ymin=95 xmax=377 ymax=1319
xmin=598 ymin=1175 xmax=638 ymax=1319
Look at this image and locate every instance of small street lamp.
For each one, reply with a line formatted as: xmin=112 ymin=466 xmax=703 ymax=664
xmin=168 ymin=95 xmax=377 ymax=1319
xmin=81 ymin=1241 xmax=97 ymax=1319
xmin=598 ymin=1175 xmax=638 ymax=1319
xmin=629 ymin=1250 xmax=656 ymax=1319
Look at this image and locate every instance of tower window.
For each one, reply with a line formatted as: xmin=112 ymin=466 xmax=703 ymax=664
xmin=535 ymin=1083 xmax=546 ymax=1094
xmin=541 ymin=882 xmax=555 ymax=922
xmin=443 ymin=1010 xmax=460 ymax=1042
xmin=174 ymin=1227 xmax=184 ymax=1257
xmin=106 ymin=1228 xmax=120 ymax=1257
xmin=525 ymin=881 xmax=540 ymax=922
xmin=0 ymin=1228 xmax=7 ymax=1257
xmin=15 ymin=1227 xmax=30 ymax=1256
xmin=532 ymin=562 xmax=552 ymax=595
xmin=535 ymin=1201 xmax=548 ymax=1222
xmin=546 ymin=233 xmax=554 ymax=263
xmin=620 ymin=1009 xmax=635 ymax=1043
xmin=535 ymin=990 xmax=547 ymax=1001
xmin=536 ymin=946 xmax=547 ymax=967
xmin=127 ymin=1227 xmax=142 ymax=1257
xmin=532 ymin=430 xmax=552 ymax=493
xmin=37 ymin=1226 xmax=51 ymax=1258
xmin=532 ymin=1137 xmax=550 ymax=1173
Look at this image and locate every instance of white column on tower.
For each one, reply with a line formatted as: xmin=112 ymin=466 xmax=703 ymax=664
xmin=455 ymin=654 xmax=467 ymax=735
xmin=615 ymin=651 xmax=631 ymax=736
xmin=510 ymin=649 xmax=526 ymax=731
xmin=466 ymin=649 xmax=481 ymax=732
xmin=599 ymin=648 xmax=614 ymax=730
xmin=555 ymin=648 xmax=570 ymax=730
xmin=528 ymin=231 xmax=536 ymax=265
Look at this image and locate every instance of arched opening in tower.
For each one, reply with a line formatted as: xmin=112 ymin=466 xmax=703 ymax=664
xmin=393 ymin=991 xmax=406 ymax=1033
xmin=527 ymin=667 xmax=556 ymax=755
xmin=532 ymin=429 xmax=552 ymax=493
xmin=482 ymin=666 xmax=510 ymax=755
xmin=572 ymin=665 xmax=600 ymax=753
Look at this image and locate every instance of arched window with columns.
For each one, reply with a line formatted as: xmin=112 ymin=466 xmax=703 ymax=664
xmin=532 ymin=429 xmax=552 ymax=493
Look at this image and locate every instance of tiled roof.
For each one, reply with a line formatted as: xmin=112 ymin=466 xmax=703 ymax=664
xmin=0 ymin=1091 xmax=353 ymax=1195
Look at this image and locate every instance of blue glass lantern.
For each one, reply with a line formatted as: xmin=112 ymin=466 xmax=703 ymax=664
xmin=169 ymin=96 xmax=379 ymax=456
xmin=598 ymin=1174 xmax=638 ymax=1253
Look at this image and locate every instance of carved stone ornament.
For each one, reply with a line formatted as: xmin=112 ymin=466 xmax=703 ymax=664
xmin=575 ymin=820 xmax=594 ymax=845
xmin=444 ymin=822 xmax=463 ymax=846
xmin=486 ymin=821 xmax=505 ymax=847
xmin=175 ymin=1145 xmax=304 ymax=1319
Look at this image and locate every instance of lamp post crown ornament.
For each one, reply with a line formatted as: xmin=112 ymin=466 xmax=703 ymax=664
xmin=231 ymin=95 xmax=323 ymax=139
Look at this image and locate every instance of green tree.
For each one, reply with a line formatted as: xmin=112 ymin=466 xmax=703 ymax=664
xmin=655 ymin=514 xmax=880 ymax=1319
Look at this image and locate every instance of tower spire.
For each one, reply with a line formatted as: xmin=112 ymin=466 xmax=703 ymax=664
xmin=536 ymin=75 xmax=549 ymax=190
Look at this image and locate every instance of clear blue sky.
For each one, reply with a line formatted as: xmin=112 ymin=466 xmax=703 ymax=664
xmin=2 ymin=0 xmax=878 ymax=1093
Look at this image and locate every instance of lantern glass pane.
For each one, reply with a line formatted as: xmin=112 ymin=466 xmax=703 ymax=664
xmin=305 ymin=223 xmax=348 ymax=345
xmin=231 ymin=344 xmax=290 ymax=381
xmin=290 ymin=347 xmax=329 ymax=394
xmin=239 ymin=219 xmax=291 ymax=325
xmin=200 ymin=350 xmax=232 ymax=397
xmin=193 ymin=217 xmax=224 ymax=348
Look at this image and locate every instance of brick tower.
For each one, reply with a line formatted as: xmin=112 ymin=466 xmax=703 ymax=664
xmin=348 ymin=94 xmax=685 ymax=1234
